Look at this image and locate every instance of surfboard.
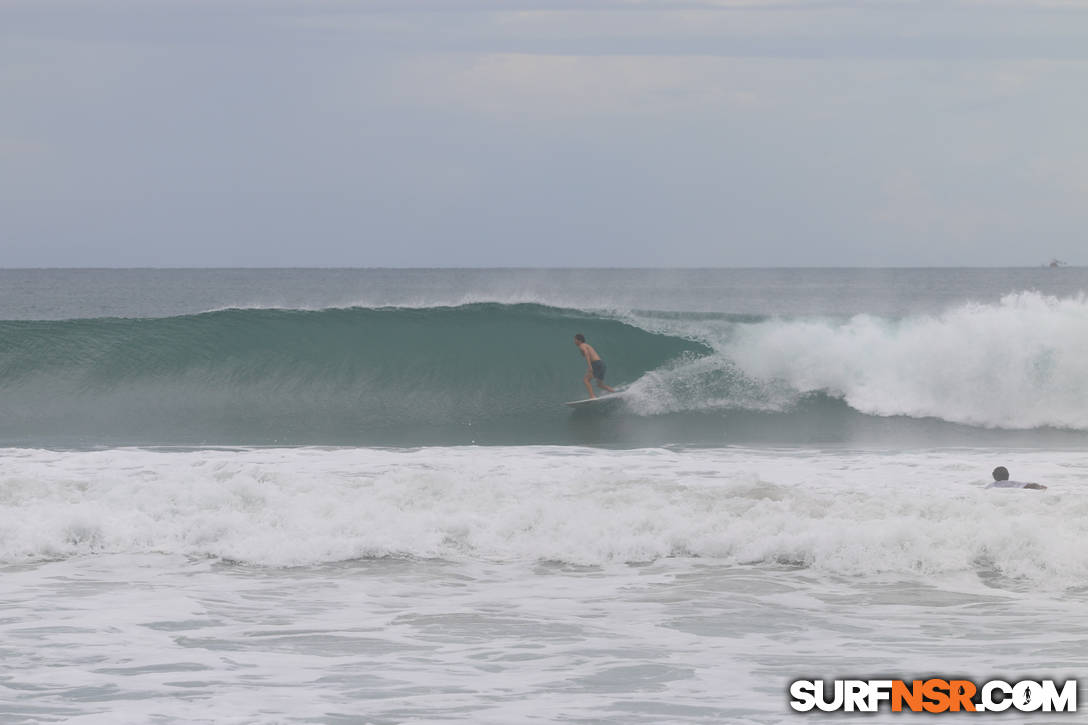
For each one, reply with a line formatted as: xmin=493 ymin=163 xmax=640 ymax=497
xmin=564 ymin=391 xmax=627 ymax=408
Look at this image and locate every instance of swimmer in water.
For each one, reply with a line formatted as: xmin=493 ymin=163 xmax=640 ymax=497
xmin=986 ymin=466 xmax=1047 ymax=490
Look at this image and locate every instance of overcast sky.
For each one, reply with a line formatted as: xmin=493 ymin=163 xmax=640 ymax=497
xmin=2 ymin=0 xmax=1087 ymax=267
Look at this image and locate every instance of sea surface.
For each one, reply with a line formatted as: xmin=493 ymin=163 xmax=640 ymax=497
xmin=1 ymin=268 xmax=1086 ymax=723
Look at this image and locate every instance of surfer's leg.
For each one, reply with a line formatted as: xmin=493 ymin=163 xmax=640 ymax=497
xmin=583 ymin=373 xmax=596 ymax=398
xmin=591 ymin=360 xmax=614 ymax=393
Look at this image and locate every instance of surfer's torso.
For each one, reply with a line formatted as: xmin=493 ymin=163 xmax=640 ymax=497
xmin=578 ymin=342 xmax=602 ymax=363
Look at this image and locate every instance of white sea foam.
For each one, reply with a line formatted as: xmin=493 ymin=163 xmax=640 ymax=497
xmin=3 ymin=446 xmax=1086 ymax=588
xmin=624 ymin=292 xmax=1088 ymax=430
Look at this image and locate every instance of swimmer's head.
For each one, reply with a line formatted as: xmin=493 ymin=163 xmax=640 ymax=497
xmin=992 ymin=466 xmax=1010 ymax=481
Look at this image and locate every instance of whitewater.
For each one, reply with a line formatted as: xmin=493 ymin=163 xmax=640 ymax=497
xmin=2 ymin=268 xmax=1087 ymax=724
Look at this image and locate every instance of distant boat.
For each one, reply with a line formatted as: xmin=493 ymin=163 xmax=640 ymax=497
xmin=1048 ymin=258 xmax=1067 ymax=268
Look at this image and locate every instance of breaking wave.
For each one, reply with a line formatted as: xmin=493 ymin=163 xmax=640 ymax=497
xmin=1 ymin=292 xmax=1086 ymax=446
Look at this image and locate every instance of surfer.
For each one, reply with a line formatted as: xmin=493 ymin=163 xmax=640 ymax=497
xmin=986 ymin=466 xmax=1047 ymax=490
xmin=574 ymin=334 xmax=616 ymax=399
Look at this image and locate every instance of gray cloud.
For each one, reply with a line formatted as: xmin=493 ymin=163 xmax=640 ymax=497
xmin=2 ymin=0 xmax=1086 ymax=266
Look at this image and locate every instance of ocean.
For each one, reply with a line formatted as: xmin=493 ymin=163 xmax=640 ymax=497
xmin=1 ymin=268 xmax=1086 ymax=723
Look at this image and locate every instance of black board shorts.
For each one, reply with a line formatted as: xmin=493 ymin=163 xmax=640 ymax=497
xmin=591 ymin=360 xmax=606 ymax=381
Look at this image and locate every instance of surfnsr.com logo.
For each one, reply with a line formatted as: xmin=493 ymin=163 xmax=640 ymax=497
xmin=789 ymin=679 xmax=1077 ymax=713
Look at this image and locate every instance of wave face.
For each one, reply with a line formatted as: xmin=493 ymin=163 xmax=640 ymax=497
xmin=0 ymin=303 xmax=706 ymax=446
xmin=2 ymin=293 xmax=1087 ymax=446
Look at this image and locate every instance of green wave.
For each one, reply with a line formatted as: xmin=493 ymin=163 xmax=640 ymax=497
xmin=0 ymin=303 xmax=709 ymax=445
